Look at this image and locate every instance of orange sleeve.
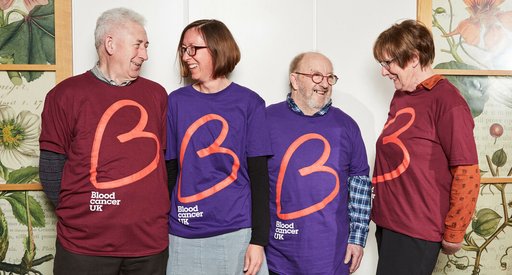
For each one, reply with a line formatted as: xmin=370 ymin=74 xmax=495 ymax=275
xmin=443 ymin=164 xmax=480 ymax=243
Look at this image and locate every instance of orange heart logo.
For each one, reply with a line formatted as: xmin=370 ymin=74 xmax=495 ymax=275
xmin=372 ymin=107 xmax=415 ymax=183
xmin=90 ymin=99 xmax=160 ymax=189
xmin=178 ymin=114 xmax=240 ymax=203
xmin=276 ymin=133 xmax=339 ymax=220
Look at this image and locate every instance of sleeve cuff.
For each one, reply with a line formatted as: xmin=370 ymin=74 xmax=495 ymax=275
xmin=443 ymin=227 xmax=466 ymax=243
xmin=348 ymin=225 xmax=368 ymax=247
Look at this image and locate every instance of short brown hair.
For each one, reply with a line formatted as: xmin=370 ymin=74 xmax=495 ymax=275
xmin=373 ymin=19 xmax=434 ymax=69
xmin=178 ymin=19 xmax=240 ymax=79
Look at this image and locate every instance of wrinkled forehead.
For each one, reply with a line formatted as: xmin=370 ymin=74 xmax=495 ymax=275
xmin=113 ymin=20 xmax=147 ymax=38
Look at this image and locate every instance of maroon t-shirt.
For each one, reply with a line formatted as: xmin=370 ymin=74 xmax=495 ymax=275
xmin=371 ymin=76 xmax=478 ymax=242
xmin=40 ymin=71 xmax=170 ymax=256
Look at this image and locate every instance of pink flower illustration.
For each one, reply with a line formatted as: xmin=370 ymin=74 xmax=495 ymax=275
xmin=0 ymin=0 xmax=47 ymax=11
xmin=23 ymin=0 xmax=47 ymax=11
xmin=0 ymin=0 xmax=14 ymax=10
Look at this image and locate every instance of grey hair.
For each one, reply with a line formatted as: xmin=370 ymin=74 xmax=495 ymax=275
xmin=94 ymin=7 xmax=146 ymax=49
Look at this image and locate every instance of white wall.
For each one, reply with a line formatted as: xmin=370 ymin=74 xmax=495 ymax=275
xmin=72 ymin=1 xmax=416 ymax=274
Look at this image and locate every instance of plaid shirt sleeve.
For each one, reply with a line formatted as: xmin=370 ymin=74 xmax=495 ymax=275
xmin=347 ymin=175 xmax=372 ymax=247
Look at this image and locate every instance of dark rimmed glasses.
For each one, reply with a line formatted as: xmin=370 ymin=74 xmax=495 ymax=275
xmin=379 ymin=58 xmax=395 ymax=70
xmin=294 ymin=72 xmax=338 ymax=86
xmin=180 ymin=45 xmax=208 ymax=56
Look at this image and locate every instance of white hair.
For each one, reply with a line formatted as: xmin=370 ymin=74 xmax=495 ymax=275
xmin=94 ymin=7 xmax=146 ymax=49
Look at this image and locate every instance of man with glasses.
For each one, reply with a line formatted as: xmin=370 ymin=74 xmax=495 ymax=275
xmin=265 ymin=52 xmax=371 ymax=275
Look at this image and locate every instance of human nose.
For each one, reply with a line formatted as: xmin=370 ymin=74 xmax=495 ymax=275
xmin=181 ymin=49 xmax=192 ymax=61
xmin=139 ymin=46 xmax=148 ymax=61
xmin=381 ymin=66 xmax=390 ymax=76
xmin=319 ymin=76 xmax=330 ymax=88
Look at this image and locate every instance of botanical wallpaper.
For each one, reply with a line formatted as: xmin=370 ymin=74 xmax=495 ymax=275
xmin=0 ymin=1 xmax=56 ymax=274
xmin=431 ymin=0 xmax=512 ymax=72
xmin=428 ymin=1 xmax=512 ymax=274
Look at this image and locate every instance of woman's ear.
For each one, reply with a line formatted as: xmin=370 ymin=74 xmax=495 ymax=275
xmin=411 ymin=53 xmax=420 ymax=68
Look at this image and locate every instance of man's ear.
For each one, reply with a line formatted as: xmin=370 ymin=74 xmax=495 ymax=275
xmin=290 ymin=73 xmax=299 ymax=90
xmin=105 ymin=35 xmax=114 ymax=55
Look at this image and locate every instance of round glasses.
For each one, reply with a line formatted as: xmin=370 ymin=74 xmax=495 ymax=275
xmin=294 ymin=72 xmax=338 ymax=85
xmin=180 ymin=45 xmax=208 ymax=56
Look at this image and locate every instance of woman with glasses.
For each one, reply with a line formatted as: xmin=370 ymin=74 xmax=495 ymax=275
xmin=371 ymin=19 xmax=480 ymax=275
xmin=165 ymin=19 xmax=272 ymax=275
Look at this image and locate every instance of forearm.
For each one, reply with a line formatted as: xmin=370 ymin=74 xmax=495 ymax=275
xmin=248 ymin=156 xmax=270 ymax=246
xmin=444 ymin=164 xmax=480 ymax=243
xmin=38 ymin=150 xmax=66 ymax=208
xmin=347 ymin=175 xmax=372 ymax=247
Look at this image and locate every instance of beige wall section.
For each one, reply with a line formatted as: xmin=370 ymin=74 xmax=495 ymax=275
xmin=72 ymin=1 xmax=417 ymax=274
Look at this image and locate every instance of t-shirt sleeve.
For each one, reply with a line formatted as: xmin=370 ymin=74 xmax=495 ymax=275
xmin=246 ymin=95 xmax=273 ymax=157
xmin=39 ymin=88 xmax=71 ymax=155
xmin=437 ymin=104 xmax=478 ymax=166
xmin=348 ymin=120 xmax=370 ymax=177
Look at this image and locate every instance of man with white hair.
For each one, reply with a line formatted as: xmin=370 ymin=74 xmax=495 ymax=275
xmin=39 ymin=7 xmax=169 ymax=274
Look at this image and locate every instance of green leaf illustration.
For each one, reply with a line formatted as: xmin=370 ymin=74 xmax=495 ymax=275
xmin=491 ymin=148 xmax=507 ymax=168
xmin=7 ymin=70 xmax=22 ymax=85
xmin=435 ymin=61 xmax=490 ymax=118
xmin=462 ymin=232 xmax=479 ymax=252
xmin=0 ymin=208 xmax=8 ymax=261
xmin=4 ymin=192 xmax=45 ymax=227
xmin=471 ymin=208 xmax=502 ymax=238
xmin=0 ymin=0 xmax=54 ymax=82
xmin=0 ymin=159 xmax=7 ymax=180
xmin=6 ymin=166 xmax=39 ymax=183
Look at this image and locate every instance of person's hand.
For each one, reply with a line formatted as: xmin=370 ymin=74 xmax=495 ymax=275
xmin=441 ymin=239 xmax=462 ymax=255
xmin=243 ymin=244 xmax=264 ymax=275
xmin=344 ymin=244 xmax=364 ymax=273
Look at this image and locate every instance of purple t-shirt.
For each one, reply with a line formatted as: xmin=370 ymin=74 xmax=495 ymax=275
xmin=39 ymin=72 xmax=170 ymax=257
xmin=166 ymin=82 xmax=272 ymax=238
xmin=372 ymin=77 xmax=478 ymax=242
xmin=265 ymin=102 xmax=369 ymax=275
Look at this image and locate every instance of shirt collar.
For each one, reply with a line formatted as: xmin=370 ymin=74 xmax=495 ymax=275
xmin=91 ymin=64 xmax=132 ymax=86
xmin=417 ymin=74 xmax=444 ymax=90
xmin=286 ymin=93 xmax=332 ymax=116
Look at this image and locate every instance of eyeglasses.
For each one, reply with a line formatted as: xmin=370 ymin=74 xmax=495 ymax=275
xmin=180 ymin=45 xmax=208 ymax=56
xmin=379 ymin=58 xmax=395 ymax=69
xmin=294 ymin=72 xmax=338 ymax=85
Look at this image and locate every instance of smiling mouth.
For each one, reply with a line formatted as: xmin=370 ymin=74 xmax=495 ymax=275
xmin=132 ymin=60 xmax=143 ymax=67
xmin=314 ymin=89 xmax=327 ymax=95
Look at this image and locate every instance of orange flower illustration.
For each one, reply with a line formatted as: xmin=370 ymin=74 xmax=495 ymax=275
xmin=445 ymin=0 xmax=512 ymax=50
